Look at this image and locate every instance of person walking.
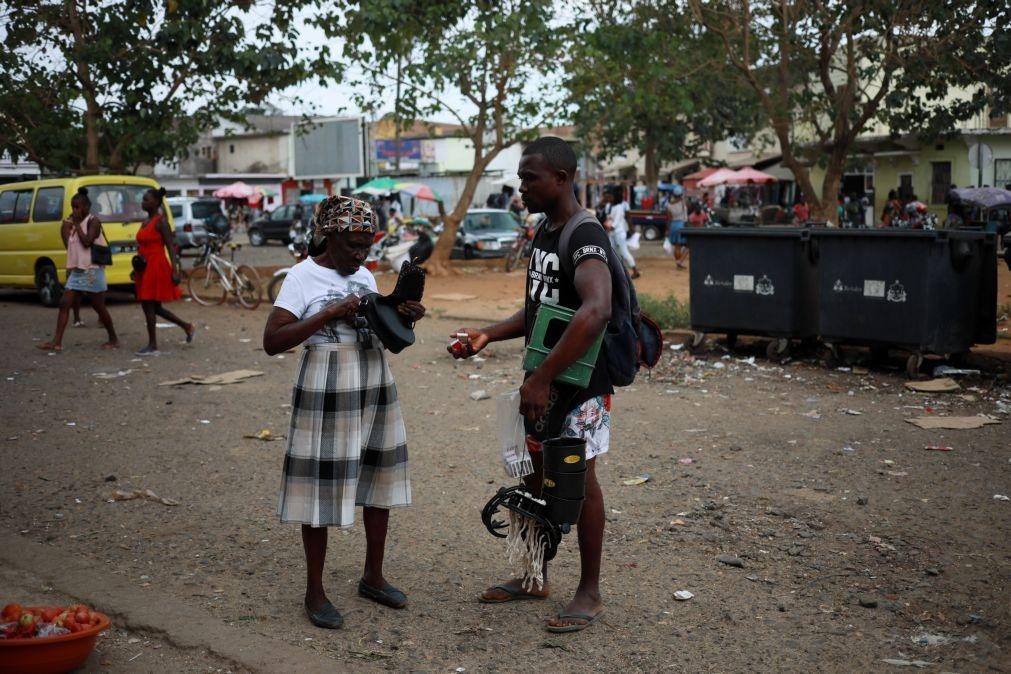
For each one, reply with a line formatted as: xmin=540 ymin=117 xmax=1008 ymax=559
xmin=35 ymin=187 xmax=119 ymax=352
xmin=604 ymin=188 xmax=639 ymax=279
xmin=666 ymin=186 xmax=688 ymax=269
xmin=452 ymin=136 xmax=613 ymax=633
xmin=263 ymin=195 xmax=425 ymax=630
xmin=134 ymin=187 xmax=194 ymax=355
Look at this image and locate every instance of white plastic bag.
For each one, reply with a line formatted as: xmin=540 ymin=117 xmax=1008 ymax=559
xmin=627 ymin=231 xmax=641 ymax=250
xmin=497 ymin=390 xmax=532 ymax=478
xmin=662 ymin=238 xmax=674 ymax=256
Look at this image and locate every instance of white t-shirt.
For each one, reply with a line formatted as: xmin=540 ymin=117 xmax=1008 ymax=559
xmin=273 ymin=257 xmax=378 ymax=345
xmin=610 ymin=202 xmax=628 ymax=234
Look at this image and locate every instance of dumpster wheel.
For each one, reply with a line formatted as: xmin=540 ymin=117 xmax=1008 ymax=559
xmin=819 ymin=343 xmax=840 ymax=368
xmin=905 ymin=353 xmax=924 ymax=379
xmin=766 ymin=338 xmax=790 ymax=362
xmin=686 ymin=331 xmax=706 ymax=353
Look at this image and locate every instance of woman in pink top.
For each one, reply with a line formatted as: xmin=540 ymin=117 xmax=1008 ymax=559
xmin=36 ymin=188 xmax=119 ymax=352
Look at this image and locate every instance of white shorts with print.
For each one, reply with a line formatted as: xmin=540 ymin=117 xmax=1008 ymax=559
xmin=526 ymin=394 xmax=611 ymax=460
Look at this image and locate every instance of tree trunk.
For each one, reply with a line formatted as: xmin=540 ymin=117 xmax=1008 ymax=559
xmin=67 ymin=0 xmax=100 ymax=174
xmin=426 ymin=164 xmax=489 ymax=275
xmin=643 ymin=138 xmax=658 ymax=200
xmin=818 ymin=163 xmax=843 ymax=226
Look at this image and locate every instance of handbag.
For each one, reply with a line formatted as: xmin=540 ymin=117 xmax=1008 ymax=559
xmin=89 ymin=217 xmax=113 ymax=266
xmin=131 ymin=255 xmax=147 ymax=273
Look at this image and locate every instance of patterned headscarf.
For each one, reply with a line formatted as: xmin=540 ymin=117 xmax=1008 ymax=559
xmin=314 ymin=195 xmax=378 ymax=234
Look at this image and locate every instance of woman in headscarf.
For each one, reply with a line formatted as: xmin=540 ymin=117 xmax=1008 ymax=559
xmin=263 ymin=196 xmax=425 ymax=630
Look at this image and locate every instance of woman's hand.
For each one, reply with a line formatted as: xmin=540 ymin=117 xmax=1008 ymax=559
xmin=324 ymin=294 xmax=361 ymax=322
xmin=171 ymin=270 xmax=181 ymax=286
xmin=396 ymin=300 xmax=425 ymax=321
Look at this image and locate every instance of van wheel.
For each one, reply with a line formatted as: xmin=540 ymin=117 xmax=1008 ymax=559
xmin=248 ymin=228 xmax=264 ymax=246
xmin=642 ymin=225 xmax=662 ymax=241
xmin=36 ymin=263 xmax=62 ymax=307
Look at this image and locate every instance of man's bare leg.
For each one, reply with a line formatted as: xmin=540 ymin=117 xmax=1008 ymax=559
xmin=547 ymin=457 xmax=604 ymax=629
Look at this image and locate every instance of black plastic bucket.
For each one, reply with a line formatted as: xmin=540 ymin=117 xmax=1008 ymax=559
xmin=542 ymin=437 xmax=586 ymax=474
xmin=543 ymin=493 xmax=584 ymax=526
xmin=543 ymin=469 xmax=586 ymax=500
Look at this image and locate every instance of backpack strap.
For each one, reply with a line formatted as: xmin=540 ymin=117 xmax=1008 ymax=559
xmin=556 ymin=211 xmax=604 ymax=282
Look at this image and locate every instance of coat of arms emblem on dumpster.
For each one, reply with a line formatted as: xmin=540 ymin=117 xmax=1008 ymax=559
xmin=755 ymin=275 xmax=775 ymax=296
xmin=887 ymin=280 xmax=907 ymax=303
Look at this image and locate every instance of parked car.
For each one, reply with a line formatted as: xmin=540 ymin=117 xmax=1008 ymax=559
xmin=167 ymin=197 xmax=228 ymax=249
xmin=0 ymin=175 xmax=163 ymax=306
xmin=247 ymin=203 xmax=307 ymax=246
xmin=451 ymin=209 xmax=520 ymax=259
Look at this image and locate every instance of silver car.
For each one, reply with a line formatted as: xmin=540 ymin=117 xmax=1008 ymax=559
xmin=167 ymin=197 xmax=228 ymax=249
xmin=453 ymin=208 xmax=521 ymax=259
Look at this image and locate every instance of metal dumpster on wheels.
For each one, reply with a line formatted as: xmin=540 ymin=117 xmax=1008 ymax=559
xmin=682 ymin=227 xmax=819 ymax=359
xmin=813 ymin=229 xmax=997 ymax=376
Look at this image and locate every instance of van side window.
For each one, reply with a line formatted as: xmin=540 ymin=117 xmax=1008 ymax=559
xmin=0 ymin=191 xmax=14 ymax=223
xmin=12 ymin=190 xmax=34 ymax=223
xmin=32 ymin=187 xmax=65 ymax=222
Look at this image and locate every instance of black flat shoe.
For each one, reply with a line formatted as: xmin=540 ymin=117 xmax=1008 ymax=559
xmin=358 ymin=580 xmax=407 ymax=609
xmin=305 ymin=599 xmax=344 ymax=629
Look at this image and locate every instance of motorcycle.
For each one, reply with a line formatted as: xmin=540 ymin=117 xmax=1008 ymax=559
xmin=503 ymin=215 xmax=538 ymax=272
xmin=368 ymin=219 xmax=435 ymax=272
xmin=266 ymin=232 xmax=309 ymax=303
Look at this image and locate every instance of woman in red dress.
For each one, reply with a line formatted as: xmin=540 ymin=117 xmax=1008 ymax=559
xmin=135 ymin=187 xmax=194 ymax=355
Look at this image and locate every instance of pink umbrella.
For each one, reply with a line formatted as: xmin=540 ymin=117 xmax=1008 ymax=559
xmin=725 ymin=167 xmax=777 ymax=184
xmin=698 ymin=168 xmax=741 ymax=187
xmin=212 ymin=181 xmax=255 ymax=199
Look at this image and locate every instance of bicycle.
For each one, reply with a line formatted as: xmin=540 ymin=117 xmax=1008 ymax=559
xmin=187 ymin=234 xmax=263 ymax=309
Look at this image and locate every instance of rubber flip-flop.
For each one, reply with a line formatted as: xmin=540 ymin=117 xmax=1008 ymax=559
xmin=185 ymin=325 xmax=195 ymax=344
xmin=545 ymin=610 xmax=603 ymax=633
xmin=478 ymin=585 xmax=548 ymax=604
xmin=357 ymin=580 xmax=407 ymax=609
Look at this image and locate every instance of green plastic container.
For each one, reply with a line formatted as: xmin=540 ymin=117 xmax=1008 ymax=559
xmin=522 ymin=304 xmax=604 ymax=388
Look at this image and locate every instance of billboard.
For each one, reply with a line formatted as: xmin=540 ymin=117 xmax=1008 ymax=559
xmin=375 ymin=139 xmax=422 ymax=161
xmin=291 ymin=117 xmax=364 ymax=178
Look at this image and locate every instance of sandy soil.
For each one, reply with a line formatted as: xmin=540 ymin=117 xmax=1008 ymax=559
xmin=1 ymin=257 xmax=1009 ymax=672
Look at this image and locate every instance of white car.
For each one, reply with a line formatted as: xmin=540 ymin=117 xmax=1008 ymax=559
xmin=167 ymin=197 xmax=228 ymax=249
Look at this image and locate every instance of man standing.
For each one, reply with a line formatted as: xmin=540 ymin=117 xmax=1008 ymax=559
xmin=451 ymin=136 xmax=612 ymax=633
xmin=605 ymin=188 xmax=640 ymax=279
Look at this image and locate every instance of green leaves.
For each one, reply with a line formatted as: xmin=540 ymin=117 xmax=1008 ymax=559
xmin=565 ymin=1 xmax=759 ymax=187
xmin=0 ymin=0 xmax=323 ymax=172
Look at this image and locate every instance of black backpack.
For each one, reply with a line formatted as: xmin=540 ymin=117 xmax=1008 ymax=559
xmin=546 ymin=212 xmax=662 ymax=386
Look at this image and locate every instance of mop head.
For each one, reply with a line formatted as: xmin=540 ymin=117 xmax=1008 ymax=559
xmin=481 ymin=486 xmax=561 ymax=591
xmin=506 ymin=509 xmax=551 ymax=591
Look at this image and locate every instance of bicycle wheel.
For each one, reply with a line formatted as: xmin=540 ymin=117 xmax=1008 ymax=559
xmin=235 ymin=264 xmax=262 ymax=310
xmin=188 ymin=265 xmax=227 ymax=306
xmin=267 ymin=272 xmax=286 ymax=303
xmin=504 ymin=245 xmax=520 ymax=272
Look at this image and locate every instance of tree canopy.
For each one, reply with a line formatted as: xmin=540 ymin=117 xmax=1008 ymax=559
xmin=567 ymin=0 xmax=759 ymax=193
xmin=690 ymin=0 xmax=1011 ymax=221
xmin=321 ymin=0 xmax=563 ymax=273
xmin=0 ymin=0 xmax=319 ymax=174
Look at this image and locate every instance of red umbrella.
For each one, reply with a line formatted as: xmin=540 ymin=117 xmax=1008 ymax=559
xmin=725 ymin=167 xmax=778 ymax=184
xmin=698 ymin=168 xmax=741 ymax=187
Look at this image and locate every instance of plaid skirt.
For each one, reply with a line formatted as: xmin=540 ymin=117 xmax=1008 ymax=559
xmin=277 ymin=341 xmax=411 ymax=527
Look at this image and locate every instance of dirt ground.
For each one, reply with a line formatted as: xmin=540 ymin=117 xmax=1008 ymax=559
xmin=1 ymin=255 xmax=1009 ymax=672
